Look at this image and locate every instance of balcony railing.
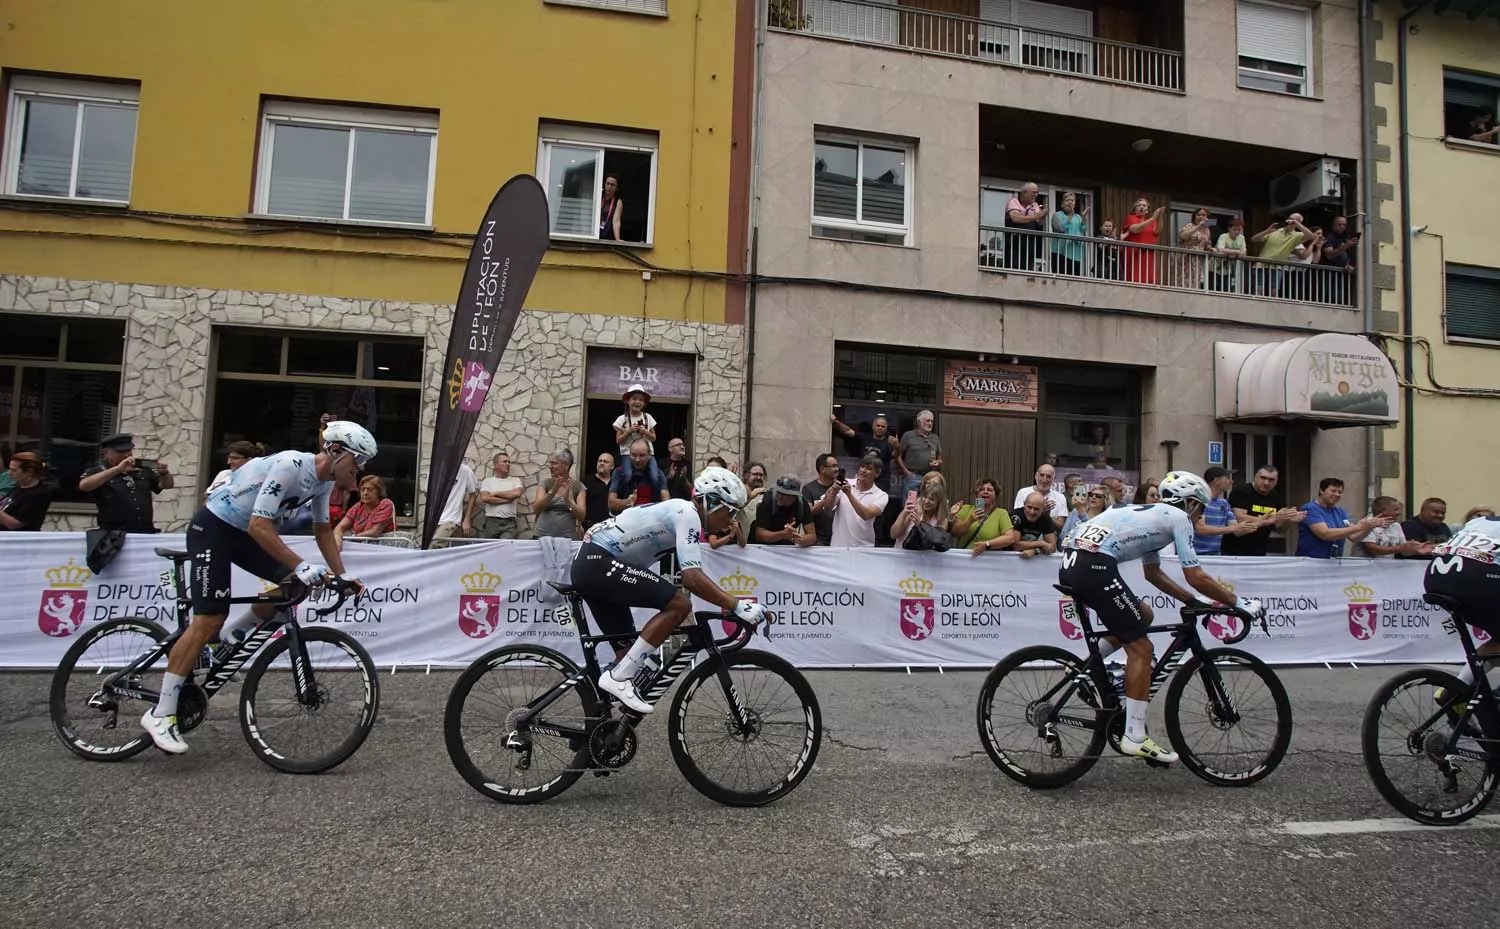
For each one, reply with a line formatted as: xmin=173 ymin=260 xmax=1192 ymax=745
xmin=978 ymin=225 xmax=1356 ymax=309
xmin=772 ymin=0 xmax=1184 ymax=94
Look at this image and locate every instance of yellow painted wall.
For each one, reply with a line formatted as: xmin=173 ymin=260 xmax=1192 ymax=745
xmin=1374 ymin=5 xmax=1500 ymax=520
xmin=0 ymin=0 xmax=738 ymax=322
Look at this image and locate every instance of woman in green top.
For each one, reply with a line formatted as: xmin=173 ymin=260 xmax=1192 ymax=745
xmin=952 ymin=479 xmax=1016 ymax=553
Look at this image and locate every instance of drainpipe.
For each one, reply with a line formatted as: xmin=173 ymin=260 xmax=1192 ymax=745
xmin=1397 ymin=0 xmax=1432 ymax=509
xmin=742 ymin=0 xmax=770 ymax=469
xmin=1358 ymin=0 xmax=1378 ymax=510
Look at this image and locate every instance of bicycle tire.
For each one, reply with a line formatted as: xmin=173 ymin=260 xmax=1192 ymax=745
xmin=976 ymin=644 xmax=1106 ymax=789
xmin=1361 ymin=667 xmax=1500 ymax=826
xmin=667 ymin=648 xmax=822 ymax=807
xmin=50 ymin=616 xmax=170 ymax=762
xmin=1164 ymin=647 xmax=1292 ymax=787
xmin=238 ymin=626 xmax=380 ymax=774
xmin=444 ymin=645 xmax=593 ymax=805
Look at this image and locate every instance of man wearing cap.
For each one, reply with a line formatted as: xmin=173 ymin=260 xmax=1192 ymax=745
xmin=752 ymin=476 xmax=816 ymax=546
xmin=1192 ymin=466 xmax=1253 ymax=556
xmin=78 ymin=433 xmax=174 ymax=533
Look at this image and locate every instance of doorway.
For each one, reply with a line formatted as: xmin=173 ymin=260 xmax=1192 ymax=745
xmin=584 ymin=397 xmax=691 ymax=478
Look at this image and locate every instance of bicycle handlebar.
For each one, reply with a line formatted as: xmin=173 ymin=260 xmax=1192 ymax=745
xmin=1178 ymin=602 xmax=1265 ymax=646
xmin=261 ymin=575 xmax=363 ymax=616
xmin=694 ymin=609 xmax=774 ymax=652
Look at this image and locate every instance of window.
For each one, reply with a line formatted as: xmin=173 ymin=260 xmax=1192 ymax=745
xmin=1236 ymin=1 xmax=1313 ymax=97
xmin=210 ymin=329 xmax=424 ymax=518
xmin=833 ymin=347 xmax=939 ymax=406
xmin=0 ymin=314 xmax=125 ymax=506
xmin=544 ymin=0 xmax=667 ymax=13
xmin=2 ymin=76 xmax=138 ymax=202
xmin=1443 ymin=69 xmax=1500 ymax=144
xmin=978 ymin=178 xmax=1095 ymax=272
xmin=537 ymin=124 xmax=658 ymax=244
xmin=254 ymin=100 xmax=438 ymax=226
xmin=1039 ymin=365 xmax=1140 ymax=473
xmin=812 ymin=135 xmax=913 ymax=246
xmin=1445 ymin=264 xmax=1500 ymax=343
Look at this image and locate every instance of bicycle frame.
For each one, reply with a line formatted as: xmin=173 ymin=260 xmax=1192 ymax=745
xmin=506 ymin=589 xmax=763 ymax=743
xmin=1422 ymin=609 xmax=1500 ymax=760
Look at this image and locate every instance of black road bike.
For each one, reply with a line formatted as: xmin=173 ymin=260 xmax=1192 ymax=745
xmin=976 ymin=583 xmax=1293 ymax=788
xmin=1361 ymin=591 xmax=1500 ymax=825
xmin=444 ymin=580 xmax=822 ymax=807
xmin=49 ymin=547 xmax=380 ymax=773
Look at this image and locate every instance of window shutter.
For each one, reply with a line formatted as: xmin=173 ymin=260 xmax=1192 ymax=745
xmin=1237 ymin=1 xmax=1309 ymax=65
xmin=1444 ymin=75 xmax=1500 ymax=110
xmin=1446 ymin=270 xmax=1500 ymax=342
xmin=1014 ymin=0 xmax=1092 ymax=37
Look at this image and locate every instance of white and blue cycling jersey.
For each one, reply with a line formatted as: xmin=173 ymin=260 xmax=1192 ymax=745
xmin=1061 ymin=502 xmax=1201 ymax=569
xmin=204 ymin=450 xmax=333 ymax=531
xmin=581 ymin=498 xmax=704 ymax=573
xmin=1433 ymin=515 xmax=1500 ymax=565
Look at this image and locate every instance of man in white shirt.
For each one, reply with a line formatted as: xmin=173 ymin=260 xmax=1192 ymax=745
xmin=476 ymin=452 xmax=525 ymax=539
xmin=432 ymin=462 xmax=478 ymax=543
xmin=829 ymin=455 xmax=890 ymax=548
xmin=1013 ymin=463 xmax=1069 ymax=529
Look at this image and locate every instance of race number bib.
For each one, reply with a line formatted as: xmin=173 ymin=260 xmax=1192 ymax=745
xmin=1438 ymin=530 xmax=1499 ymax=563
xmin=1071 ymin=522 xmax=1112 ymax=553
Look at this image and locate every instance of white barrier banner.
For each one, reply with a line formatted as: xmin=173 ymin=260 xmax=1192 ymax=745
xmin=1 ymin=534 xmax=1484 ymax=670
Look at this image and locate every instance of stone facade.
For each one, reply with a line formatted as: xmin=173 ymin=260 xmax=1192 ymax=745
xmin=1 ymin=273 xmax=744 ymax=532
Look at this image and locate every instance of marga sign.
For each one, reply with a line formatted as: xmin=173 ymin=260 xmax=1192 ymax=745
xmin=943 ymin=360 xmax=1039 ymax=413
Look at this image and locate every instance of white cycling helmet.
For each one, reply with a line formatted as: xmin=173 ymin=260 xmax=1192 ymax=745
xmin=1159 ymin=470 xmax=1211 ymax=509
xmin=693 ymin=466 xmax=747 ymax=511
xmin=321 ymin=421 xmax=378 ymax=466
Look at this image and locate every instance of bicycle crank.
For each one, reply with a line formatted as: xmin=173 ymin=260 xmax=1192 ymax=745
xmin=589 ymin=719 xmax=638 ymax=769
xmin=176 ymin=682 xmax=208 ymax=732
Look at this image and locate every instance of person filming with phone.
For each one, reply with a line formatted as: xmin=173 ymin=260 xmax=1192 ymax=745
xmin=828 ymin=454 xmax=889 ymax=548
xmin=79 ymin=433 xmax=175 ymax=533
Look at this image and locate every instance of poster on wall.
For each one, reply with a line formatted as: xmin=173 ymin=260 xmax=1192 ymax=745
xmin=942 ymin=360 xmax=1039 ymax=414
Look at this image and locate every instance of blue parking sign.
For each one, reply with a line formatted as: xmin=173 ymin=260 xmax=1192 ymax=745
xmin=1208 ymin=441 xmax=1224 ymax=466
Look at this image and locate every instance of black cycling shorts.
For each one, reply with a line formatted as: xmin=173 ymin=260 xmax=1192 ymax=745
xmin=570 ymin=542 xmax=679 ymax=640
xmin=1058 ymin=549 xmax=1151 ymax=644
xmin=1424 ymin=555 xmax=1500 ymax=636
xmin=185 ymin=509 xmax=291 ymax=615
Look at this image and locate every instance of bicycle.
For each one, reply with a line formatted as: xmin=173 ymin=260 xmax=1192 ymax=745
xmin=1361 ymin=591 xmax=1500 ymax=825
xmin=49 ymin=547 xmax=379 ymax=774
xmin=444 ymin=579 xmax=822 ymax=807
xmin=976 ymin=583 xmax=1293 ymax=788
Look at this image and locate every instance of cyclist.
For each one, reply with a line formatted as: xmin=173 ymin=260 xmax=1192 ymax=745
xmin=574 ymin=465 xmax=765 ymax=714
xmin=1426 ymin=513 xmax=1500 ymax=703
xmin=139 ymin=421 xmax=378 ymax=754
xmin=1059 ymin=470 xmax=1265 ymax=763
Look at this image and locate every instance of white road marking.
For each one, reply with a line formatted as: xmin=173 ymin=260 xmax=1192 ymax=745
xmin=1279 ymin=816 xmax=1500 ymax=836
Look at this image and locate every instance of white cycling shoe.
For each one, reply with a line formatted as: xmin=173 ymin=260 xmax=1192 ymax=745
xmin=597 ymin=671 xmax=653 ymax=714
xmin=1119 ymin=733 xmax=1178 ymax=764
xmin=140 ymin=710 xmax=189 ymax=755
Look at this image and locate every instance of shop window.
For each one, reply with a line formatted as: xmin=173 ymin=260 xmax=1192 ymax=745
xmin=0 ymin=313 xmax=125 ymax=505
xmin=209 ymin=329 xmax=423 ymax=518
xmin=833 ymin=347 xmax=939 ymax=406
xmin=1039 ymin=365 xmax=1139 ymax=474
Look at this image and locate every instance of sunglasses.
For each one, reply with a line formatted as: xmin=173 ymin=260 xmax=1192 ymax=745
xmin=1087 ymin=492 xmax=1106 ymax=499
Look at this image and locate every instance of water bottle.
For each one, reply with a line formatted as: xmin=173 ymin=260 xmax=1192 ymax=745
xmin=633 ymin=651 xmax=663 ymax=692
xmin=1107 ymin=664 xmax=1126 ymax=699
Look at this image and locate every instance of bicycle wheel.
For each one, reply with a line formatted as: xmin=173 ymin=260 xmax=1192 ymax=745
xmin=1164 ymin=647 xmax=1292 ymax=787
xmin=238 ymin=627 xmax=379 ymax=774
xmin=50 ymin=617 xmax=171 ymax=762
xmin=976 ymin=644 xmax=1106 ymax=789
xmin=444 ymin=645 xmax=595 ymax=805
xmin=667 ymin=648 xmax=822 ymax=807
xmin=1362 ymin=667 xmax=1499 ymax=826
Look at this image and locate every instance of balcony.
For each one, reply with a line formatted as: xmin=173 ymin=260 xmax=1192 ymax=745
xmin=977 ymin=226 xmax=1356 ymax=309
xmin=769 ymin=0 xmax=1184 ymax=94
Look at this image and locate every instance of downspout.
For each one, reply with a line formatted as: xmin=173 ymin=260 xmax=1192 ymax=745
xmin=1397 ymin=0 xmax=1432 ymax=509
xmin=1359 ymin=0 xmax=1378 ymax=510
xmin=742 ymin=0 xmax=770 ymax=468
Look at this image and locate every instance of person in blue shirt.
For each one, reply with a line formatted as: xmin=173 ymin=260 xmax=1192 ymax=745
xmin=1295 ymin=477 xmax=1391 ymax=558
xmin=1193 ymin=467 xmax=1254 ymax=555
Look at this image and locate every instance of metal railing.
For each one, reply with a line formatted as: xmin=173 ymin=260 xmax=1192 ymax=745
xmin=773 ymin=0 xmax=1184 ymax=94
xmin=977 ymin=225 xmax=1357 ymax=309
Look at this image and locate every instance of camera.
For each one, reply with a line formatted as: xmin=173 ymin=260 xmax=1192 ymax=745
xmin=836 ymin=468 xmax=846 ymax=483
xmin=133 ymin=458 xmax=159 ymax=473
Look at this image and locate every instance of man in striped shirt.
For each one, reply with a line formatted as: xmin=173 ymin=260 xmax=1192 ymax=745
xmin=1193 ymin=467 xmax=1252 ymax=555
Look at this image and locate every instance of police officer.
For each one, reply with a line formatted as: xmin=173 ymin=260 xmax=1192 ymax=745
xmin=78 ymin=433 xmax=175 ymax=532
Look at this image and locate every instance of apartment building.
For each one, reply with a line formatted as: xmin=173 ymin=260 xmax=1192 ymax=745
xmin=0 ymin=0 xmax=754 ymax=530
xmin=1370 ymin=0 xmax=1500 ymax=520
xmin=748 ymin=0 xmax=1384 ymax=529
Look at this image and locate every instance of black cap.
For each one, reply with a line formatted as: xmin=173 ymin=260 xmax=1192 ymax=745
xmin=774 ymin=475 xmax=802 ymax=496
xmin=1203 ymin=466 xmax=1234 ymax=483
xmin=100 ymin=433 xmax=135 ymax=452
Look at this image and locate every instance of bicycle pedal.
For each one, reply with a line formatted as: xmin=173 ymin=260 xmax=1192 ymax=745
xmin=1144 ymin=758 xmax=1172 ymax=769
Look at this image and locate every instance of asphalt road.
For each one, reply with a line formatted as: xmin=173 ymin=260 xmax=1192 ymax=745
xmin=2 ymin=665 xmax=1497 ymax=929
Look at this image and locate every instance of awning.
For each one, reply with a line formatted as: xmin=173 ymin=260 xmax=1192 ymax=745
xmin=1214 ymin=333 xmax=1400 ymax=426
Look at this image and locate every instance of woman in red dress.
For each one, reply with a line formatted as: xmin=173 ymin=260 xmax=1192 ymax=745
xmin=1120 ymin=198 xmax=1166 ymax=285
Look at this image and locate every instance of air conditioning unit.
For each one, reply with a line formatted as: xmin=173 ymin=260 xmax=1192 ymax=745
xmin=1269 ymin=158 xmax=1343 ymax=213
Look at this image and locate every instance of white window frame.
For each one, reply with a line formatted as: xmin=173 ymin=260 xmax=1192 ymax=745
xmin=543 ymin=0 xmax=668 ymax=15
xmin=811 ymin=133 xmax=915 ymax=247
xmin=1 ymin=76 xmax=139 ymax=204
xmin=253 ymin=100 xmax=439 ymax=228
xmin=1235 ymin=0 xmax=1315 ymax=98
xmin=535 ymin=123 xmax=659 ymax=246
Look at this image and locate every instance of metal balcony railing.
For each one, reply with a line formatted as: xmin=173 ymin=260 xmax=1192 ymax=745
xmin=978 ymin=225 xmax=1357 ymax=309
xmin=771 ymin=0 xmax=1184 ymax=94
